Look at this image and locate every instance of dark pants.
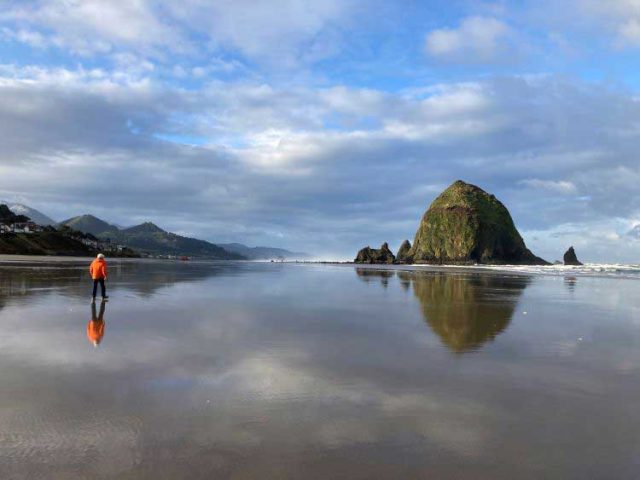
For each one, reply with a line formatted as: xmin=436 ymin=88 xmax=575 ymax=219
xmin=92 ymin=278 xmax=106 ymax=298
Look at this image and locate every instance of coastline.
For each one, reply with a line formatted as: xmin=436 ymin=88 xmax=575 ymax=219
xmin=307 ymin=261 xmax=640 ymax=280
xmin=2 ymin=254 xmax=639 ymax=280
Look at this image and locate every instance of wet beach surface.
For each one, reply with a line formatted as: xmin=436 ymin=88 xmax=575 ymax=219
xmin=1 ymin=258 xmax=640 ymax=479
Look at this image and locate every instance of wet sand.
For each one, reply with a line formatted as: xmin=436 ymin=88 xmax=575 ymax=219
xmin=1 ymin=258 xmax=640 ymax=479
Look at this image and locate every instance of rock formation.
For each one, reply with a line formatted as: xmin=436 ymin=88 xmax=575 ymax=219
xmin=396 ymin=239 xmax=412 ymax=263
xmin=563 ymin=246 xmax=583 ymax=266
xmin=354 ymin=242 xmax=396 ymax=264
xmin=408 ymin=180 xmax=548 ymax=265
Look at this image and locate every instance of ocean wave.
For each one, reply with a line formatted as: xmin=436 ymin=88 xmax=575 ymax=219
xmin=437 ymin=263 xmax=640 ymax=280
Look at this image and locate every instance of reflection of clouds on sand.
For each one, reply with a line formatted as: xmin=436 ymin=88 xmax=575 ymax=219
xmin=199 ymin=354 xmax=493 ymax=458
xmin=3 ymin=262 xmax=640 ymax=478
xmin=2 ymin=407 xmax=142 ymax=478
xmin=0 ymin=299 xmax=257 ymax=372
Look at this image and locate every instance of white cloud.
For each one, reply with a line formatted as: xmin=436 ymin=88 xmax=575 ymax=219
xmin=425 ymin=16 xmax=517 ymax=63
xmin=167 ymin=0 xmax=355 ymax=65
xmin=1 ymin=0 xmax=357 ymax=66
xmin=1 ymin=65 xmax=640 ymax=259
xmin=553 ymin=0 xmax=640 ymax=48
xmin=519 ymin=179 xmax=578 ymax=194
xmin=1 ymin=0 xmax=183 ymax=56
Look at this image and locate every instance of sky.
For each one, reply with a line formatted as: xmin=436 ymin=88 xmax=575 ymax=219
xmin=1 ymin=0 xmax=640 ymax=262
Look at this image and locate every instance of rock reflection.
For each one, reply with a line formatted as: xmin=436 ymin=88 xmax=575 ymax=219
xmin=355 ymin=268 xmax=395 ymax=288
xmin=397 ymin=271 xmax=412 ymax=291
xmin=406 ymin=272 xmax=529 ymax=353
xmin=87 ymin=301 xmax=107 ymax=346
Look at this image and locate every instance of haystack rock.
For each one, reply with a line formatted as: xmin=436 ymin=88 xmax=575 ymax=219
xmin=396 ymin=239 xmax=412 ymax=263
xmin=354 ymin=242 xmax=396 ymax=264
xmin=408 ymin=180 xmax=548 ymax=265
xmin=563 ymin=246 xmax=583 ymax=266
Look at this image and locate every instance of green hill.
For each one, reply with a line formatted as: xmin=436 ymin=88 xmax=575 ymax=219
xmin=0 ymin=230 xmax=96 ymax=256
xmin=408 ymin=180 xmax=547 ymax=265
xmin=1 ymin=205 xmax=132 ymax=256
xmin=60 ymin=214 xmax=119 ymax=236
xmin=61 ymin=215 xmax=244 ymax=259
xmin=110 ymin=222 xmax=244 ymax=259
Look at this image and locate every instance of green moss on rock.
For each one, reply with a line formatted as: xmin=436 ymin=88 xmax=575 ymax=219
xmin=396 ymin=239 xmax=412 ymax=263
xmin=354 ymin=242 xmax=396 ymax=264
xmin=408 ymin=180 xmax=547 ymax=265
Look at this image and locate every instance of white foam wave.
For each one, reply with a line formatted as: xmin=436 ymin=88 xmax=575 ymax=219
xmin=436 ymin=263 xmax=640 ymax=279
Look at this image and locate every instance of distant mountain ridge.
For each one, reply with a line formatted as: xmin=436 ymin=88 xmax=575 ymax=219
xmin=5 ymin=201 xmax=307 ymax=260
xmin=60 ymin=214 xmax=119 ymax=236
xmin=1 ymin=202 xmax=56 ymax=226
xmin=60 ymin=215 xmax=243 ymax=259
xmin=1 ymin=204 xmax=135 ymax=257
xmin=219 ymin=243 xmax=310 ymax=260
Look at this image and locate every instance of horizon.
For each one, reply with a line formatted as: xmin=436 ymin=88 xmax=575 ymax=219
xmin=1 ymin=1 xmax=640 ymax=262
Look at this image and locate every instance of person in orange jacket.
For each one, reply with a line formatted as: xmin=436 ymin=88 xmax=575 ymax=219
xmin=89 ymin=253 xmax=109 ymax=302
xmin=87 ymin=300 xmax=106 ymax=346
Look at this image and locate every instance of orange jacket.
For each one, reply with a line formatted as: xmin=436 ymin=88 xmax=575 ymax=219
xmin=89 ymin=258 xmax=108 ymax=280
xmin=87 ymin=320 xmax=105 ymax=345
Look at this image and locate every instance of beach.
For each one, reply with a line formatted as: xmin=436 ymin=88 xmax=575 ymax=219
xmin=1 ymin=257 xmax=640 ymax=479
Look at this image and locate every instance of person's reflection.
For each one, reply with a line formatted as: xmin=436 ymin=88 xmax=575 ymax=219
xmin=406 ymin=273 xmax=529 ymax=353
xmin=87 ymin=301 xmax=106 ymax=347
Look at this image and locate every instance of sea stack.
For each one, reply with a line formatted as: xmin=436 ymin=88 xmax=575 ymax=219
xmin=396 ymin=240 xmax=412 ymax=263
xmin=563 ymin=246 xmax=583 ymax=266
xmin=408 ymin=180 xmax=548 ymax=265
xmin=354 ymin=242 xmax=396 ymax=264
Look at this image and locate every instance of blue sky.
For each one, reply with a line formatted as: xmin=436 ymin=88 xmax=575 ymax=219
xmin=1 ymin=0 xmax=640 ymax=262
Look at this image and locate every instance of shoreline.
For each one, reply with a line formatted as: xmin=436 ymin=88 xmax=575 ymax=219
xmin=2 ymin=254 xmax=639 ymax=280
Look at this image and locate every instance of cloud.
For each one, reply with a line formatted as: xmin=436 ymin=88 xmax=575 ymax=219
xmin=0 ymin=0 xmax=358 ymax=67
xmin=425 ymin=16 xmax=519 ymax=63
xmin=0 ymin=64 xmax=640 ymax=260
xmin=1 ymin=0 xmax=183 ymax=56
xmin=573 ymin=0 xmax=640 ymax=47
xmin=166 ymin=0 xmax=357 ymax=66
xmin=519 ymin=179 xmax=578 ymax=194
xmin=627 ymin=224 xmax=640 ymax=240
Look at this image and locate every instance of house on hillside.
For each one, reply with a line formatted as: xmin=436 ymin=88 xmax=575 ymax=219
xmin=95 ymin=240 xmax=127 ymax=253
xmin=80 ymin=237 xmax=99 ymax=249
xmin=4 ymin=222 xmax=43 ymax=234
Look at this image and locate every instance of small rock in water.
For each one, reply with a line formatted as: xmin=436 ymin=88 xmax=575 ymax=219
xmin=354 ymin=242 xmax=396 ymax=264
xmin=563 ymin=246 xmax=583 ymax=266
